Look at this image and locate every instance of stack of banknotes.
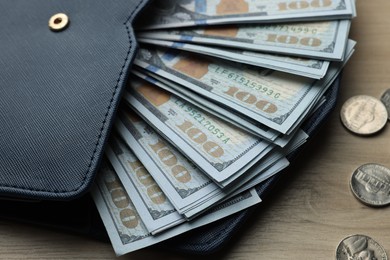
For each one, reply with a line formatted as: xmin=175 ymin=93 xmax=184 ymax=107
xmin=91 ymin=0 xmax=357 ymax=256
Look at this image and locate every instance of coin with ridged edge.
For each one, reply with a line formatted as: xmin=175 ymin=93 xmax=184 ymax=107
xmin=381 ymin=89 xmax=390 ymax=120
xmin=340 ymin=95 xmax=388 ymax=135
xmin=336 ymin=234 xmax=388 ymax=260
xmin=350 ymin=163 xmax=390 ymax=207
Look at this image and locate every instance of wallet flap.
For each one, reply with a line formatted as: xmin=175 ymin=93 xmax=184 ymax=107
xmin=0 ymin=0 xmax=149 ymax=200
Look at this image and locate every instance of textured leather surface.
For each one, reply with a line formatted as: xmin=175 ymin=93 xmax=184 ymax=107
xmin=0 ymin=0 xmax=149 ymax=200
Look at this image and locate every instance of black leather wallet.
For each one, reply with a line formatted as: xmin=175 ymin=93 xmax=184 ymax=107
xmin=0 ymin=0 xmax=149 ymax=200
xmin=0 ymin=0 xmax=341 ymax=255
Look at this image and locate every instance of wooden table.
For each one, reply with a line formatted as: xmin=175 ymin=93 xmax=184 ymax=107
xmin=1 ymin=1 xmax=390 ymax=259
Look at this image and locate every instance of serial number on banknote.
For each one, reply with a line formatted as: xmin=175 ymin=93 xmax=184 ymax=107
xmin=174 ymin=99 xmax=231 ymax=144
xmin=263 ymin=24 xmax=319 ymax=34
xmin=212 ymin=66 xmax=282 ymax=100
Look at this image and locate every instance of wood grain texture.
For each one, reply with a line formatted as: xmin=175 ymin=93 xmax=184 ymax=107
xmin=1 ymin=1 xmax=390 ymax=259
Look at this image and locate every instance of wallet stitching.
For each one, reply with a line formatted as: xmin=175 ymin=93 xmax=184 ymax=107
xmin=1 ymin=0 xmax=146 ymax=195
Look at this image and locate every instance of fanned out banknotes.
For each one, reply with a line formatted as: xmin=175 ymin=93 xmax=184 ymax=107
xmin=91 ymin=0 xmax=357 ymax=256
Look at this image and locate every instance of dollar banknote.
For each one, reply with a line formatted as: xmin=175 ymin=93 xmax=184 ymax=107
xmin=138 ymin=20 xmax=350 ymax=60
xmin=92 ymin=160 xmax=261 ymax=256
xmin=236 ymin=49 xmax=329 ymax=79
xmin=136 ymin=0 xmax=355 ymax=29
xmin=134 ymin=46 xmax=331 ymax=134
xmin=114 ymin=105 xmax=302 ymax=217
xmin=232 ymin=130 xmax=308 ymax=194
xmin=113 ymin=111 xmax=231 ymax=216
xmin=123 ymin=76 xmax=276 ymax=185
xmin=138 ymin=38 xmax=330 ymax=79
xmin=106 ymin=138 xmax=185 ymax=234
xmin=131 ymin=68 xmax=296 ymax=146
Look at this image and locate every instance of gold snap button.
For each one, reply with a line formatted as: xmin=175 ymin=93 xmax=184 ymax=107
xmin=49 ymin=13 xmax=69 ymax=32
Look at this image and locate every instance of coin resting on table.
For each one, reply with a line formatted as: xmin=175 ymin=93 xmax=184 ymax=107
xmin=350 ymin=163 xmax=390 ymax=207
xmin=336 ymin=234 xmax=388 ymax=260
xmin=340 ymin=95 xmax=388 ymax=135
xmin=381 ymin=89 xmax=390 ymax=120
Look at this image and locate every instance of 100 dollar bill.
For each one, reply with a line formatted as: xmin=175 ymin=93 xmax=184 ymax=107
xmin=134 ymin=46 xmax=324 ymax=134
xmin=124 ymin=77 xmax=274 ymax=184
xmin=138 ymin=38 xmax=330 ymax=79
xmin=115 ymin=105 xmax=298 ymax=217
xmin=132 ymin=69 xmax=294 ymax=145
xmin=138 ymin=20 xmax=350 ymax=60
xmin=106 ymin=139 xmax=185 ymax=234
xmin=92 ymin=160 xmax=261 ymax=256
xmin=137 ymin=0 xmax=355 ymax=29
xmin=114 ymin=111 xmax=231 ymax=216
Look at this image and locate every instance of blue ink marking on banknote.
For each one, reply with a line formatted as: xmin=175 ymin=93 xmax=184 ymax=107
xmin=146 ymin=65 xmax=159 ymax=73
xmin=181 ymin=35 xmax=194 ymax=41
xmin=172 ymin=42 xmax=185 ymax=48
xmin=195 ymin=19 xmax=207 ymax=25
xmin=195 ymin=0 xmax=207 ymax=13
xmin=161 ymin=51 xmax=178 ymax=61
xmin=145 ymin=76 xmax=157 ymax=84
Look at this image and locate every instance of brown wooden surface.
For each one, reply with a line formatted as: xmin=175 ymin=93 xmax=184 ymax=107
xmin=1 ymin=1 xmax=390 ymax=259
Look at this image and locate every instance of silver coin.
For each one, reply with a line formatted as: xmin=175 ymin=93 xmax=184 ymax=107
xmin=336 ymin=234 xmax=388 ymax=260
xmin=381 ymin=89 xmax=390 ymax=120
xmin=340 ymin=95 xmax=388 ymax=135
xmin=350 ymin=163 xmax=390 ymax=207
